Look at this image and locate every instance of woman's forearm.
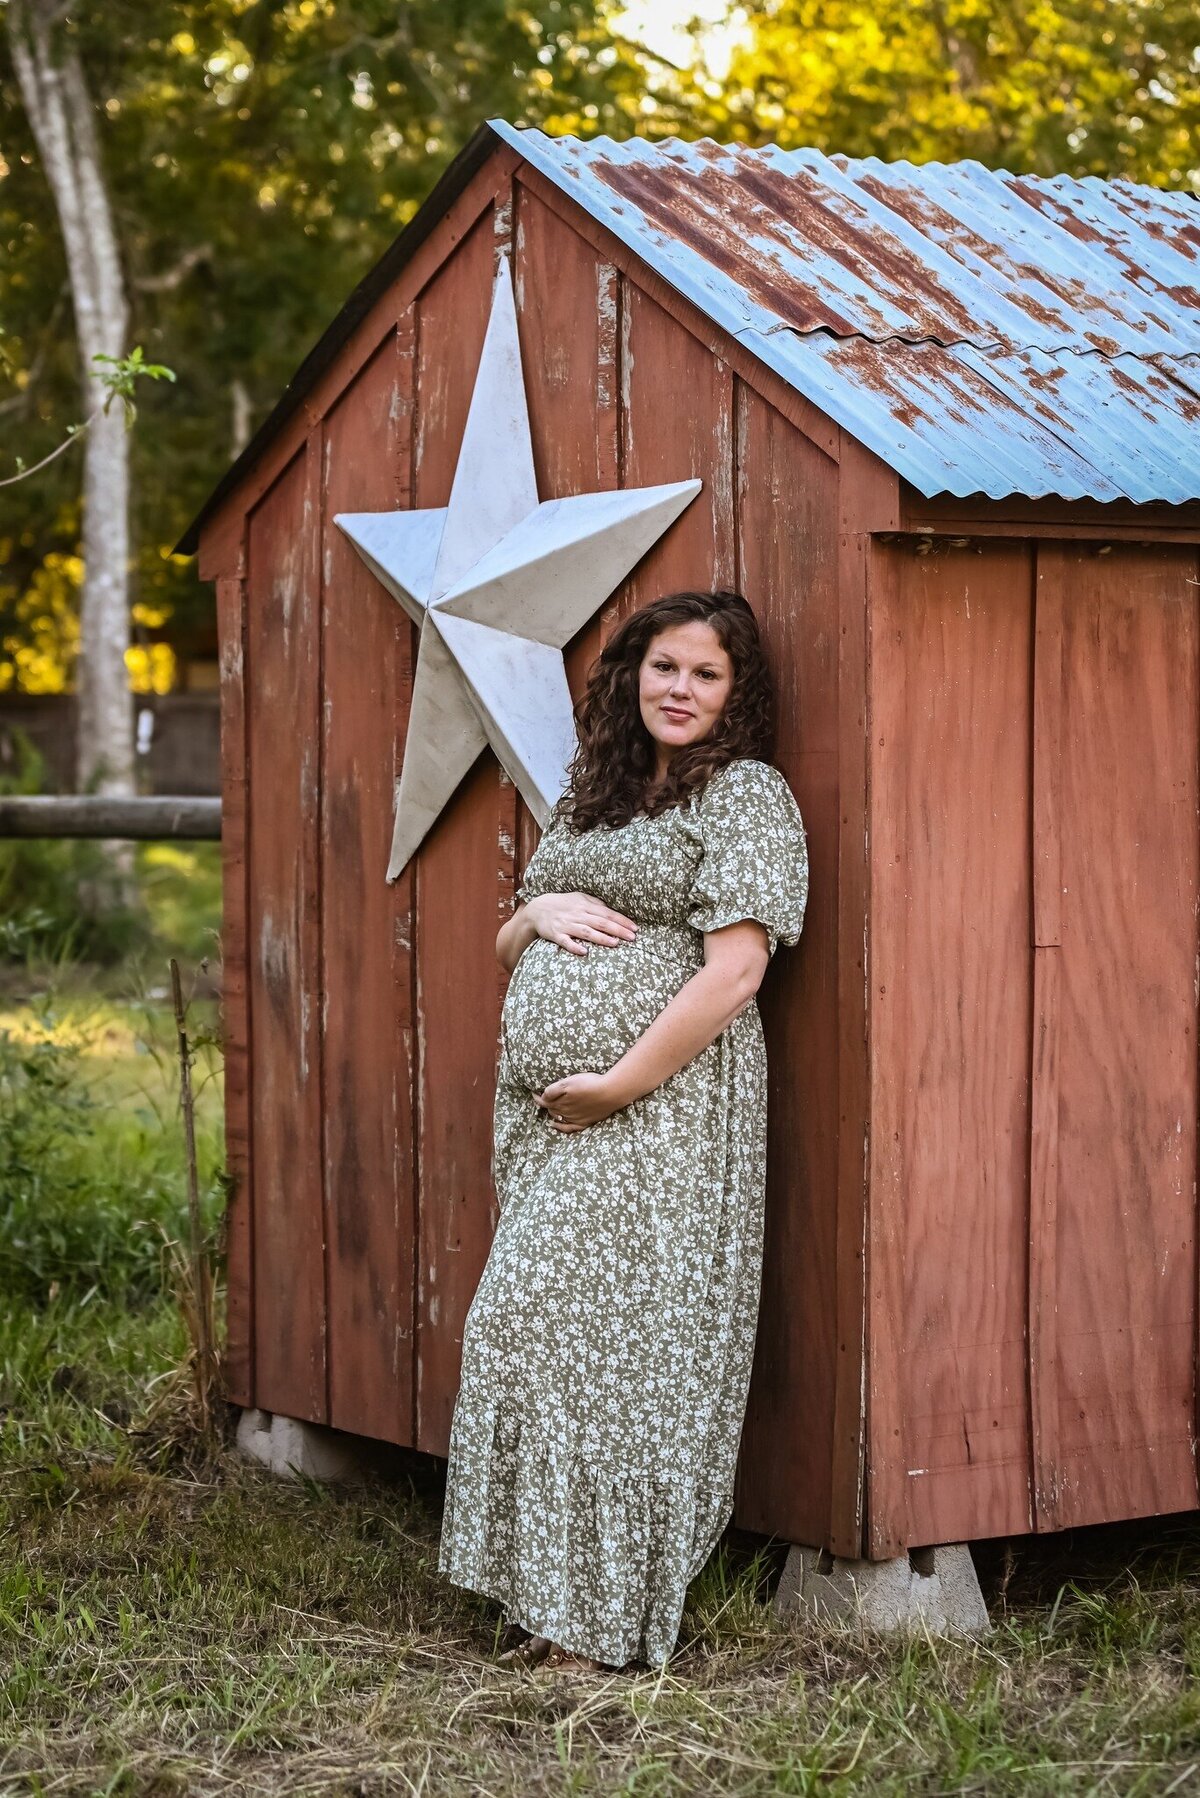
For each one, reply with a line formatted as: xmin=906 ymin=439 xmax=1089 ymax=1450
xmin=605 ymin=964 xmax=757 ymax=1109
xmin=496 ymin=903 xmax=541 ymax=976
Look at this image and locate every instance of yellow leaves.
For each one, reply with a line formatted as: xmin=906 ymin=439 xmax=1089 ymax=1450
xmin=0 ymin=553 xmax=80 ymax=694
xmin=697 ymin=0 xmax=1200 ymax=182
xmin=124 ymin=643 xmax=176 ymax=695
xmin=171 ymin=32 xmax=196 ymax=56
xmin=1 ymin=562 xmax=183 ymax=696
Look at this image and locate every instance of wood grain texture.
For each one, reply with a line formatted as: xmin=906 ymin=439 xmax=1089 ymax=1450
xmin=731 ymin=379 xmax=840 ymax=1547
xmin=320 ymin=327 xmax=418 ymax=1445
xmin=901 ymin=491 xmax=1200 ymax=542
xmin=1049 ymin=543 xmax=1200 ymax=1526
xmin=867 ymin=539 xmax=1035 ymax=1553
xmin=831 ymin=525 xmax=871 ymax=1559
xmin=1027 ymin=942 xmax=1061 ymax=1528
xmin=412 ymin=206 xmax=505 ymax=1455
xmin=512 ymin=185 xmax=617 ymax=870
xmin=1032 ymin=553 xmax=1064 ymax=951
xmin=244 ymin=440 xmax=326 ymax=1422
xmin=1028 ymin=545 xmax=1064 ymax=1528
xmin=215 ymin=571 xmax=253 ymax=1407
xmin=620 ymin=277 xmax=736 ymax=602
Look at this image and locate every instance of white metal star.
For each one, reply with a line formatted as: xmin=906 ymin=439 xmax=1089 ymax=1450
xmin=335 ymin=257 xmax=701 ymax=881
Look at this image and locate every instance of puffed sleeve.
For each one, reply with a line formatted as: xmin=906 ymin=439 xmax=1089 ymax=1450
xmin=680 ymin=759 xmax=809 ymax=959
xmin=514 ymin=792 xmax=569 ymax=905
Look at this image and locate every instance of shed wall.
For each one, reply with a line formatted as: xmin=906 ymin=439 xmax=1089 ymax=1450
xmin=217 ymin=161 xmax=846 ymax=1547
xmin=867 ymin=536 xmax=1200 ymax=1554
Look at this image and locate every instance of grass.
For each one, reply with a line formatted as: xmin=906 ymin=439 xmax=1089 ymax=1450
xmin=7 ymin=956 xmax=1200 ymax=1789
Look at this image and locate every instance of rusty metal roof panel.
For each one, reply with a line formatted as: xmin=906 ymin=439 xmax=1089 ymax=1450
xmin=493 ymin=122 xmax=1200 ymax=504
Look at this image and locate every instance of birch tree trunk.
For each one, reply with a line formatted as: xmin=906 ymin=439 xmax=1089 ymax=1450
xmin=8 ymin=0 xmax=133 ymax=800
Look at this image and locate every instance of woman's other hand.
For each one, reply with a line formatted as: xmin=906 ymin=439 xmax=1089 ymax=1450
xmin=533 ymin=1071 xmax=626 ymax=1131
xmin=526 ymin=893 xmax=639 ymax=957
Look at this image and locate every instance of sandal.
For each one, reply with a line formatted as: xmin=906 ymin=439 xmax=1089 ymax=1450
xmin=498 ymin=1631 xmax=554 ymax=1667
xmin=538 ymin=1642 xmax=607 ymax=1673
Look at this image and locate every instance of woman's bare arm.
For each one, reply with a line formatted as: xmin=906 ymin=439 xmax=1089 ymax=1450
xmin=496 ymin=902 xmax=541 ymax=976
xmin=603 ymin=920 xmax=770 ymax=1109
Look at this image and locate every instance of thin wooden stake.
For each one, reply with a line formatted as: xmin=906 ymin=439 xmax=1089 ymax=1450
xmin=170 ymin=956 xmax=215 ymax=1433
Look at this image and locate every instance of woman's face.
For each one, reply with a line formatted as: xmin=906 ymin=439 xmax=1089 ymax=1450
xmin=638 ymin=621 xmax=735 ymax=763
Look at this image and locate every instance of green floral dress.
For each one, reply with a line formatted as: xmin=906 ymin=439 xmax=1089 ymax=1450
xmin=437 ymin=757 xmax=810 ymax=1666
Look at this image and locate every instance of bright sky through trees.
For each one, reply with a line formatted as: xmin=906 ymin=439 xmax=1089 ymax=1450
xmin=613 ymin=0 xmax=750 ymax=80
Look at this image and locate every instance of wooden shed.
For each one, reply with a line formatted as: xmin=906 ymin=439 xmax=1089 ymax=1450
xmin=178 ymin=123 xmax=1200 ymax=1569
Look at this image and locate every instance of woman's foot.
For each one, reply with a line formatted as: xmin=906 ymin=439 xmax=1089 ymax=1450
xmin=495 ymin=1627 xmax=608 ymax=1671
xmin=538 ymin=1642 xmax=608 ymax=1672
xmin=497 ymin=1630 xmax=554 ymax=1667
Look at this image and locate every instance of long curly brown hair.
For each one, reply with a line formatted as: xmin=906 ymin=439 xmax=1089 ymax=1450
xmin=562 ymin=590 xmax=776 ymax=832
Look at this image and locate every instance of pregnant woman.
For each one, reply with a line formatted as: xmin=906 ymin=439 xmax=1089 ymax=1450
xmin=437 ymin=586 xmax=809 ymax=1673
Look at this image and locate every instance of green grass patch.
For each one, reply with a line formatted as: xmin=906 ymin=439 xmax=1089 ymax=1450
xmin=0 ymin=987 xmax=223 ymax=1308
xmin=5 ymin=984 xmax=1200 ymax=1791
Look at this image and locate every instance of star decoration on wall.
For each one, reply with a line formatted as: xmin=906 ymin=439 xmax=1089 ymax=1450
xmin=335 ymin=257 xmax=701 ymax=881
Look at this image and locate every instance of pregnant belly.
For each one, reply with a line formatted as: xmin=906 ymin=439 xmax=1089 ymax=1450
xmin=501 ymin=921 xmax=703 ymax=1095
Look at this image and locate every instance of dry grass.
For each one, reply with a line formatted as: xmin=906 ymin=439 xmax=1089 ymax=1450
xmin=6 ymin=981 xmax=1200 ymax=1794
xmin=7 ymin=1311 xmax=1200 ymax=1798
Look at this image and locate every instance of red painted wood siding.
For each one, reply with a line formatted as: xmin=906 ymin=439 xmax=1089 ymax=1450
xmin=320 ymin=331 xmax=418 ymax=1444
xmin=867 ymin=536 xmax=1200 ymax=1552
xmin=218 ymin=162 xmax=844 ymax=1546
xmin=244 ymin=443 xmax=326 ymax=1423
xmin=215 ymin=148 xmax=1200 ymax=1561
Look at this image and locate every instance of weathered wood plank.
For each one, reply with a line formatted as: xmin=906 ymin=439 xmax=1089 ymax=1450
xmin=215 ymin=571 xmax=252 ymax=1408
xmin=1028 ymin=542 xmax=1064 ymax=1529
xmin=1032 ymin=551 xmax=1063 ymax=951
xmin=1050 ymin=543 xmax=1200 ymax=1526
xmin=0 ymin=796 xmax=219 ymax=839
xmin=1028 ymin=942 xmax=1061 ymax=1529
xmin=731 ymin=378 xmax=841 ymax=1548
xmin=620 ymin=277 xmax=735 ymax=603
xmin=867 ymin=536 xmax=1035 ymax=1553
xmin=244 ymin=440 xmax=326 ymax=1423
xmin=320 ymin=325 xmax=418 ymax=1446
xmin=412 ymin=205 xmax=506 ymax=1456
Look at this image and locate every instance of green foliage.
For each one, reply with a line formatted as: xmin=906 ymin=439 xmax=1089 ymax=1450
xmin=0 ymin=996 xmax=223 ymax=1309
xmin=0 ymin=344 xmax=175 ymax=488
xmin=3 ymin=0 xmax=1195 ymax=693
xmin=696 ymin=0 xmax=1200 ymax=181
xmin=0 ymin=0 xmax=664 ymax=683
xmin=0 ymin=732 xmax=147 ymax=966
xmin=137 ymin=841 xmax=223 ymax=967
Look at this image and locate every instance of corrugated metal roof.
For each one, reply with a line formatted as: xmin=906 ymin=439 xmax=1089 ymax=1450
xmin=491 ymin=123 xmax=1200 ymax=504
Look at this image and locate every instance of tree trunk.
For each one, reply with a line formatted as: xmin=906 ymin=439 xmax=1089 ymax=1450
xmin=8 ymin=0 xmax=133 ymax=800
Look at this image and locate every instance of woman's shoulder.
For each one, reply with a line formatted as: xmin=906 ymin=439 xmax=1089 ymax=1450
xmin=697 ymin=758 xmax=796 ymax=805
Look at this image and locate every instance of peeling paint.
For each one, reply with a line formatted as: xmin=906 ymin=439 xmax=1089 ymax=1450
xmin=596 ymin=264 xmax=618 ymax=414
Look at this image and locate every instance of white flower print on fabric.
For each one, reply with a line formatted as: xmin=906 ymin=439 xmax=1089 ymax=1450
xmin=437 ymin=758 xmax=810 ymax=1667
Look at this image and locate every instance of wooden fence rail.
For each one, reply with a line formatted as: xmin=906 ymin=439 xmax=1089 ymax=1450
xmin=0 ymin=796 xmax=221 ymax=840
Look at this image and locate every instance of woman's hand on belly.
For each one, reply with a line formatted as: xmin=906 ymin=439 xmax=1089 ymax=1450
xmin=532 ymin=1070 xmax=626 ymax=1132
xmin=525 ymin=892 xmax=640 ymax=956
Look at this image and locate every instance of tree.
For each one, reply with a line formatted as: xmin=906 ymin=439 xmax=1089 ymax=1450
xmin=7 ymin=0 xmax=135 ymax=797
xmin=693 ymin=0 xmax=1200 ymax=184
xmin=0 ymin=2 xmax=665 ymax=719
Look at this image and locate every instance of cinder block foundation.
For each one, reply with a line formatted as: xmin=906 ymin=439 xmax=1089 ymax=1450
xmin=234 ymin=1406 xmax=380 ymax=1484
xmin=775 ymin=1541 xmax=991 ymax=1636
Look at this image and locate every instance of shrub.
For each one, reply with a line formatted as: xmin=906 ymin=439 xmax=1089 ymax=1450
xmin=0 ymin=1005 xmax=223 ymax=1308
xmin=0 ymin=728 xmax=148 ymax=966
